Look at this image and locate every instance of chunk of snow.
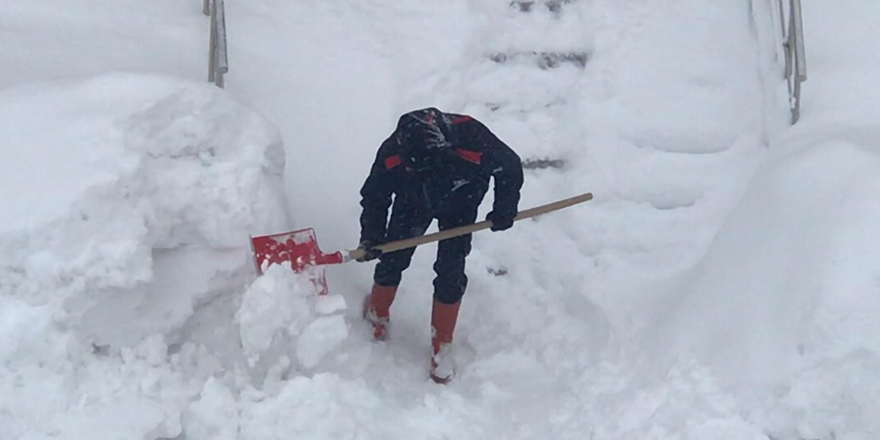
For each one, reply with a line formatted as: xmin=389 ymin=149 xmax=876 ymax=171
xmin=296 ymin=315 xmax=349 ymax=369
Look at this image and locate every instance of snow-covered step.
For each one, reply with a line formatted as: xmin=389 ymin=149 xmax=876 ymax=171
xmin=522 ymin=158 xmax=566 ymax=170
xmin=511 ymin=0 xmax=577 ymax=14
xmin=488 ymin=50 xmax=590 ymax=70
xmin=457 ymin=62 xmax=581 ymax=115
xmin=481 ymin=96 xmax=567 ymax=115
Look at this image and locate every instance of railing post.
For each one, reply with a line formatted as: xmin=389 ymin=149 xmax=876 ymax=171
xmin=778 ymin=0 xmax=806 ymax=124
xmin=206 ymin=0 xmax=228 ymax=89
xmin=792 ymin=0 xmax=807 ymax=82
xmin=780 ymin=0 xmax=792 ymax=82
xmin=214 ymin=0 xmax=229 ymax=89
xmin=789 ymin=0 xmax=806 ymax=123
xmin=208 ymin=0 xmax=216 ymax=83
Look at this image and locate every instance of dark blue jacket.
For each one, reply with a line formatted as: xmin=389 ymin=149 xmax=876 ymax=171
xmin=359 ymin=112 xmax=523 ymax=244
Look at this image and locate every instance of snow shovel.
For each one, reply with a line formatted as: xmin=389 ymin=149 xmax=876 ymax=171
xmin=250 ymin=192 xmax=593 ymax=295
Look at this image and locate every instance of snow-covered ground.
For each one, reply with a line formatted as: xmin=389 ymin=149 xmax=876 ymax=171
xmin=1 ymin=0 xmax=877 ymax=439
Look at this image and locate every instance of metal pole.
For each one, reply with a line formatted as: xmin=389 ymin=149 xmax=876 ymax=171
xmin=792 ymin=72 xmax=802 ymax=124
xmin=777 ymin=0 xmax=786 ymax=40
xmin=208 ymin=0 xmax=216 ymax=83
xmin=215 ymin=0 xmax=229 ymax=88
xmin=785 ymin=0 xmax=806 ymax=124
xmin=788 ymin=5 xmax=795 ymax=78
xmin=792 ymin=0 xmax=807 ymax=82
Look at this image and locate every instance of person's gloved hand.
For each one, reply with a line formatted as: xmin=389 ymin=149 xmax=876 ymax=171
xmin=355 ymin=240 xmax=383 ymax=262
xmin=486 ymin=210 xmax=515 ymax=232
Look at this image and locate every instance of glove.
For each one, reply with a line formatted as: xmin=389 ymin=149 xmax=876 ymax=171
xmin=486 ymin=210 xmax=515 ymax=232
xmin=355 ymin=240 xmax=383 ymax=262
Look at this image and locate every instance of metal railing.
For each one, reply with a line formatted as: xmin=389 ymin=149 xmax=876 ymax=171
xmin=778 ymin=0 xmax=806 ymax=124
xmin=204 ymin=0 xmax=228 ymax=88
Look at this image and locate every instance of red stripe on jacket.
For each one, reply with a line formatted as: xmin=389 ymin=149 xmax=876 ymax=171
xmin=455 ymin=148 xmax=481 ymax=164
xmin=385 ymin=155 xmax=402 ymax=169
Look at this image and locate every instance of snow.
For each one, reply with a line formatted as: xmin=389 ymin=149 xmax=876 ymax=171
xmin=0 ymin=72 xmax=289 ymax=438
xmin=638 ymin=2 xmax=880 ymax=437
xmin=1 ymin=0 xmax=878 ymax=439
xmin=237 ymin=265 xmax=349 ymax=373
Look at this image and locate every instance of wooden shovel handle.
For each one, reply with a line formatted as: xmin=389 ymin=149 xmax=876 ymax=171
xmin=349 ymin=192 xmax=593 ymax=260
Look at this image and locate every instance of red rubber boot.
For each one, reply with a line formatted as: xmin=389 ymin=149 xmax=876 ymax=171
xmin=362 ymin=284 xmax=397 ymax=341
xmin=430 ymin=299 xmax=461 ymax=384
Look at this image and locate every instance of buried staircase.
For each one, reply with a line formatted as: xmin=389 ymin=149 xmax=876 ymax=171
xmin=459 ymin=0 xmax=590 ymax=171
xmin=445 ymin=0 xmax=771 ymax=282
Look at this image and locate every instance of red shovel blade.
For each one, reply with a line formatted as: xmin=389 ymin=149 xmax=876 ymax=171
xmin=250 ymin=227 xmax=345 ymax=296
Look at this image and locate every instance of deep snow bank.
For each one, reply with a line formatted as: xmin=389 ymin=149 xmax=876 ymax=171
xmin=652 ymin=139 xmax=880 ymax=438
xmin=0 ymin=73 xmax=290 ymax=344
xmin=0 ymin=73 xmax=297 ymax=438
xmin=641 ymin=1 xmax=880 ymax=437
xmin=0 ymin=263 xmax=352 ymax=440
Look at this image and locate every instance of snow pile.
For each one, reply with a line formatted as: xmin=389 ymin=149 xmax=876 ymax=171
xmin=0 ymin=73 xmax=289 ymax=342
xmin=651 ymin=128 xmax=880 ymax=440
xmin=637 ymin=1 xmax=880 ymax=437
xmin=237 ymin=264 xmax=349 ymax=380
xmin=0 ymin=73 xmax=291 ymax=438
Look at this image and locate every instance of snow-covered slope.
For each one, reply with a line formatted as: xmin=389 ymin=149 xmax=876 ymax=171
xmin=1 ymin=0 xmax=876 ymax=439
xmin=646 ymin=2 xmax=880 ymax=438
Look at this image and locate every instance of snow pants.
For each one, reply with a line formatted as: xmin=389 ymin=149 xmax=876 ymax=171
xmin=373 ymin=200 xmax=479 ymax=305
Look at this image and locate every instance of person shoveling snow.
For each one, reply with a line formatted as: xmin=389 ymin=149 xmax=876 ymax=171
xmin=250 ymin=108 xmax=591 ymax=384
xmin=355 ymin=107 xmax=524 ymax=384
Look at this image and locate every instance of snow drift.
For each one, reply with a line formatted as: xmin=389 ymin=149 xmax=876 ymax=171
xmin=649 ymin=138 xmax=880 ymax=439
xmin=1 ymin=72 xmax=289 ymax=342
xmin=0 ymin=73 xmax=299 ymax=438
